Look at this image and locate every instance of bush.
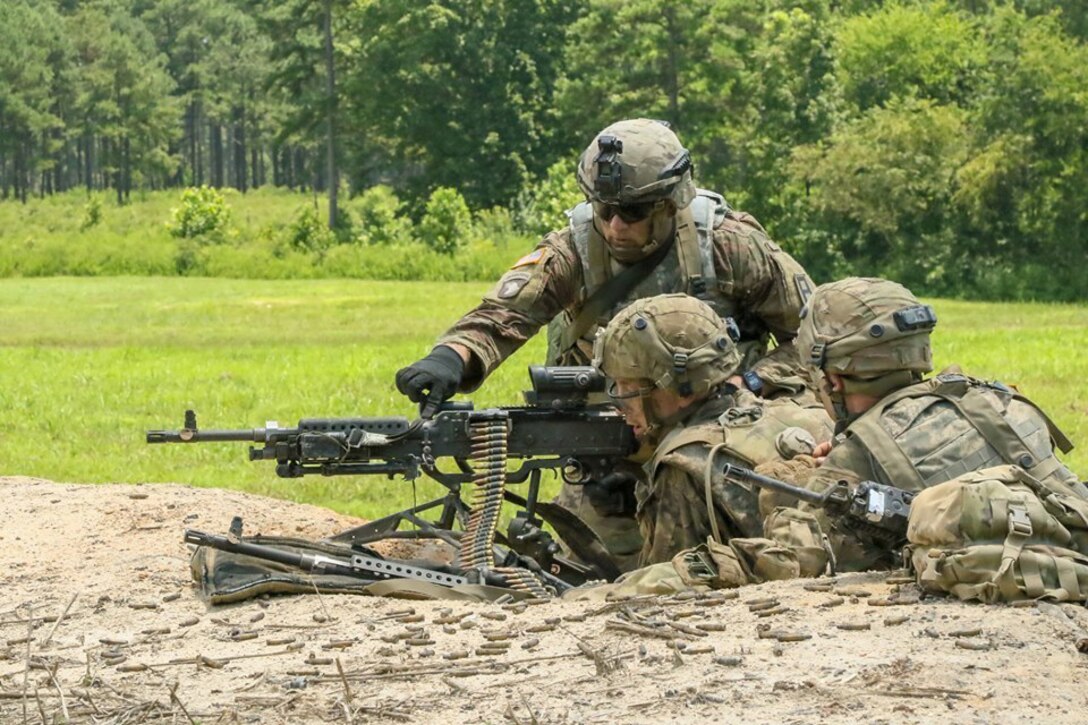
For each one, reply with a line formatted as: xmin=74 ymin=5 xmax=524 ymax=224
xmin=418 ymin=187 xmax=472 ymax=255
xmin=285 ymin=204 xmax=335 ymax=253
xmin=169 ymin=186 xmax=231 ymax=239
xmin=514 ymin=159 xmax=582 ymax=237
xmin=80 ymin=195 xmax=103 ymax=232
xmin=346 ymin=185 xmax=414 ymax=245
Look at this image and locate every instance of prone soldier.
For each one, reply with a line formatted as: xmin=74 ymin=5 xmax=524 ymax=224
xmin=571 ymin=279 xmax=1085 ymax=598
xmin=590 ymin=293 xmax=833 ymax=567
xmin=783 ymin=276 xmax=1085 ymax=571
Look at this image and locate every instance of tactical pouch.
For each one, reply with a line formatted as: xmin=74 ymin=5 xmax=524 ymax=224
xmin=671 ymin=536 xmax=800 ymax=589
xmin=907 ymin=465 xmax=1088 ymax=603
xmin=562 ymin=562 xmax=698 ymax=601
xmin=907 ymin=465 xmax=1073 ymax=550
xmin=912 ymin=544 xmax=1088 ymax=604
xmin=763 ymin=507 xmax=830 ymax=578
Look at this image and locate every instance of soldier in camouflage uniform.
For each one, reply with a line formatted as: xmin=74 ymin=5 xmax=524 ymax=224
xmin=785 ymin=276 xmax=1083 ymax=571
xmin=396 ymin=119 xmax=816 ymax=567
xmin=568 ymin=278 xmax=1083 ymax=599
xmin=592 ymin=294 xmax=833 ymax=566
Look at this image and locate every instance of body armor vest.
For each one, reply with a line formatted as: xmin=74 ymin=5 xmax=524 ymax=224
xmin=845 ymin=373 xmax=1077 ymax=494
xmin=650 ymin=396 xmax=832 ymax=483
xmin=547 ymin=190 xmax=745 ymax=365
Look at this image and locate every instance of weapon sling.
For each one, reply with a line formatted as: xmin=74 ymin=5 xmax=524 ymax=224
xmin=556 ymin=237 xmax=673 ymax=357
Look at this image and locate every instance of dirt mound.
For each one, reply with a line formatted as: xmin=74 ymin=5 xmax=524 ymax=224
xmin=2 ymin=476 xmax=1087 ymax=723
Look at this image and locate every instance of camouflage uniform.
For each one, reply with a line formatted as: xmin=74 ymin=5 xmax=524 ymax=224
xmin=437 ymin=205 xmax=812 ymax=395
xmin=591 ymin=293 xmax=832 ymax=567
xmin=789 ymin=277 xmax=1081 ymax=571
xmin=637 ymin=389 xmax=833 ymax=565
xmin=405 ymin=119 xmax=815 ymax=570
xmin=798 ymin=373 xmax=1081 ymax=571
xmin=572 ymin=278 xmax=1082 ymax=597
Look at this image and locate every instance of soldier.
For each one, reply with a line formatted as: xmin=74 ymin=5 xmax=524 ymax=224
xmin=785 ymin=276 xmax=1084 ymax=571
xmin=591 ymin=293 xmax=833 ymax=566
xmin=569 ymin=278 xmax=1084 ymax=599
xmin=395 ymin=118 xmax=816 ymax=567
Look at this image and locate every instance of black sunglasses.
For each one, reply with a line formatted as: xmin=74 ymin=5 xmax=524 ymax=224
xmin=593 ymin=200 xmax=659 ymax=224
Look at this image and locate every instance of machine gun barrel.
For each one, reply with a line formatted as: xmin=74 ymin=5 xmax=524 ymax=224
xmin=147 ymin=408 xmax=295 ymax=444
xmin=147 ymin=427 xmax=281 ymax=444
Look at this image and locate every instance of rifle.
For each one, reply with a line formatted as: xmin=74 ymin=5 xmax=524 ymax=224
xmin=715 ymin=461 xmax=914 ymax=545
xmin=148 ymin=365 xmax=638 ymax=597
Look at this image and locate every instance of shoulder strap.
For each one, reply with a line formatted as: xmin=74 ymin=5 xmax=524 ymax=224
xmin=649 ymin=424 xmax=730 ymax=482
xmin=847 ymin=375 xmax=1072 ymax=490
xmin=679 ymin=190 xmax=727 ymax=298
xmin=944 ymin=382 xmax=1069 ymax=481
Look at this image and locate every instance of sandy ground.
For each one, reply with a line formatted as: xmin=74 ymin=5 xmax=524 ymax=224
xmin=2 ymin=476 xmax=1088 ymax=724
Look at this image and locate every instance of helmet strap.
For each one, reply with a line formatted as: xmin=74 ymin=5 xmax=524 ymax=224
xmin=819 ymin=374 xmax=853 ymax=434
xmin=823 ymin=370 xmax=920 ymax=433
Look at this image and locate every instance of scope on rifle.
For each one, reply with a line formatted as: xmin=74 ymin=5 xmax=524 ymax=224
xmin=523 ymin=365 xmax=605 ymax=409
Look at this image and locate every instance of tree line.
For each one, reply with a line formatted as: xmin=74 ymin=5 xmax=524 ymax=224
xmin=1 ymin=0 xmax=1086 ymax=300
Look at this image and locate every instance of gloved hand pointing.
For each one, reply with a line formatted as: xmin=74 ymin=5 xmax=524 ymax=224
xmin=395 ymin=345 xmax=465 ymax=419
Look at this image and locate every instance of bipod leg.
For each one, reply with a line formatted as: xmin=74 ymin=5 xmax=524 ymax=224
xmin=327 ymin=490 xmax=469 ymax=549
xmin=522 ymin=469 xmax=542 ymax=523
xmin=502 ymin=490 xmax=622 ymax=584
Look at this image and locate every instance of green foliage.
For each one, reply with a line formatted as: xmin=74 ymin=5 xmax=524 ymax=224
xmin=0 ymin=1 xmax=66 ymax=201
xmin=169 ymin=186 xmax=231 ymax=239
xmin=514 ymin=159 xmax=582 ymax=237
xmin=341 ymin=0 xmax=578 ymax=208
xmin=835 ymin=1 xmax=986 ymax=109
xmin=0 ymin=189 xmax=532 ymax=282
xmin=4 ymin=1 xmax=1088 ymax=301
xmin=418 ymin=187 xmax=472 ymax=255
xmin=285 ymin=204 xmax=335 ymax=252
xmin=345 ymin=185 xmax=413 ymax=245
xmin=791 ymin=98 xmax=969 ymax=291
xmin=80 ymin=195 xmax=104 ymax=231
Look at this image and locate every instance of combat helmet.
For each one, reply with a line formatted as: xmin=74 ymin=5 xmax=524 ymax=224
xmin=576 ymin=119 xmax=696 ymax=211
xmin=796 ymin=277 xmax=936 ymax=426
xmin=593 ymin=293 xmax=741 ymax=400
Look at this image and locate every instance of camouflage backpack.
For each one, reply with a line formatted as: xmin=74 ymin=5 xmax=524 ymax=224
xmin=907 ymin=465 xmax=1088 ymax=603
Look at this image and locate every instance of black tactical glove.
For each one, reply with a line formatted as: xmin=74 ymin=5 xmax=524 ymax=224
xmin=583 ymin=471 xmax=639 ymax=518
xmin=395 ymin=346 xmax=465 ymax=419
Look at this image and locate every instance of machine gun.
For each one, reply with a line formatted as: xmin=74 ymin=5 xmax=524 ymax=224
xmin=148 ymin=366 xmax=638 ymax=597
xmin=715 ymin=461 xmax=914 ymax=547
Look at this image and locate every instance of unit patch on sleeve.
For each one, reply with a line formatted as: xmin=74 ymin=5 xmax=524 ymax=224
xmin=497 ymin=273 xmax=531 ymax=299
xmin=511 ymin=248 xmax=546 ymax=268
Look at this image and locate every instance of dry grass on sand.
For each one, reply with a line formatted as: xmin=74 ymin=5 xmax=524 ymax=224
xmin=2 ymin=476 xmax=1087 ymax=723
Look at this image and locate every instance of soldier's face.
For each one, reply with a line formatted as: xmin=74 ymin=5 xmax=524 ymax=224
xmin=599 ymin=210 xmax=653 ymax=255
xmin=610 ymin=378 xmax=686 ymax=441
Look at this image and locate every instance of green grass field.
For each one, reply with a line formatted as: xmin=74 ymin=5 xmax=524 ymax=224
xmin=1 ymin=277 xmax=1085 ymax=521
